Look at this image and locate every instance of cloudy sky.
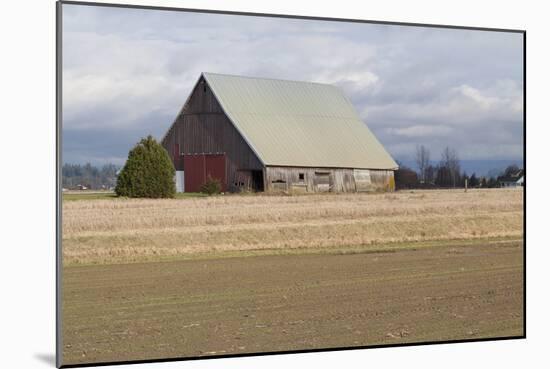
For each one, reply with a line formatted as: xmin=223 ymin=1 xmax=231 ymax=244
xmin=62 ymin=4 xmax=524 ymax=168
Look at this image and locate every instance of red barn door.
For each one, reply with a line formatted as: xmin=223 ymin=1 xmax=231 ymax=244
xmin=183 ymin=155 xmax=205 ymax=193
xmin=205 ymin=154 xmax=226 ymax=191
xmin=183 ymin=154 xmax=226 ymax=192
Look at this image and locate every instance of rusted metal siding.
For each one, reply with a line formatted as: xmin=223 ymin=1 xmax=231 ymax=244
xmin=265 ymin=166 xmax=395 ymax=193
xmin=162 ymin=76 xmax=263 ymax=192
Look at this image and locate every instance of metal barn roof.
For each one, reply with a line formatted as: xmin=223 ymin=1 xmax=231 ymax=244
xmin=202 ymin=72 xmax=398 ymax=170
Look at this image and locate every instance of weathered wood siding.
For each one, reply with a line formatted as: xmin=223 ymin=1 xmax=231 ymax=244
xmin=265 ymin=166 xmax=395 ymax=193
xmin=369 ymin=169 xmax=395 ymax=191
xmin=162 ymin=76 xmax=263 ymax=192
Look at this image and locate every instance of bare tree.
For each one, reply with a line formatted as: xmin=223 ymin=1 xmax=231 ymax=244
xmin=425 ymin=164 xmax=435 ymax=184
xmin=415 ymin=144 xmax=431 ymax=183
xmin=439 ymin=147 xmax=461 ymax=187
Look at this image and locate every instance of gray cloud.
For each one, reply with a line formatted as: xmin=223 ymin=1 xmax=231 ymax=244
xmin=62 ymin=4 xmax=523 ymax=165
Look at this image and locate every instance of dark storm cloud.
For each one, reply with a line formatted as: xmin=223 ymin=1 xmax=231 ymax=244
xmin=63 ymin=109 xmax=174 ymax=165
xmin=62 ymin=4 xmax=523 ymax=165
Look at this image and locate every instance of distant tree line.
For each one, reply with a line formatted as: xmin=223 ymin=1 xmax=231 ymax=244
xmin=394 ymin=145 xmax=522 ymax=190
xmin=62 ymin=163 xmax=119 ymax=190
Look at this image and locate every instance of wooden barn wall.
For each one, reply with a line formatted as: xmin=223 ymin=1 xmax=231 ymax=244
xmin=265 ymin=167 xmax=395 ymax=193
xmin=161 ymin=124 xmax=181 ymax=170
xmin=162 ymin=76 xmax=263 ymax=192
xmin=369 ymin=169 xmax=395 ymax=191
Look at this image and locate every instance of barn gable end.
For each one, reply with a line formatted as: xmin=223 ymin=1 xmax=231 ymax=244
xmin=162 ymin=75 xmax=264 ymax=193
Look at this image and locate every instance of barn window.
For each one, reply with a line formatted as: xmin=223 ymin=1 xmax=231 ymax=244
xmin=298 ymin=173 xmax=305 ymax=181
xmin=203 ymin=84 xmax=207 ymax=93
xmin=271 ymin=179 xmax=287 ymax=191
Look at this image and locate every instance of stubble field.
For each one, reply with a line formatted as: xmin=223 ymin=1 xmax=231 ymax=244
xmin=62 ymin=189 xmax=523 ymax=265
xmin=61 ymin=189 xmax=524 ymax=365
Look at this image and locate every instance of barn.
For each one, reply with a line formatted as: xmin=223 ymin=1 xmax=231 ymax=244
xmin=161 ymin=72 xmax=398 ymax=193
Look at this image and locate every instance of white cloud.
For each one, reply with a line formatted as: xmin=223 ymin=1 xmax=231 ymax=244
xmin=61 ymin=4 xmax=524 ymax=165
xmin=365 ymin=79 xmax=522 ymax=128
xmin=387 ymin=125 xmax=453 ymax=138
xmin=455 ymin=84 xmax=499 ymax=109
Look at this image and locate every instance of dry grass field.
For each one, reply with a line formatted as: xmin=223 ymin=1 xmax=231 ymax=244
xmin=62 ymin=188 xmax=523 ymax=265
xmin=61 ymin=188 xmax=524 ymax=366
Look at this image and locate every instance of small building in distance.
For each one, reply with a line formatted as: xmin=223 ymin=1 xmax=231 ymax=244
xmin=162 ymin=72 xmax=398 ymax=193
xmin=498 ymin=169 xmax=525 ymax=188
